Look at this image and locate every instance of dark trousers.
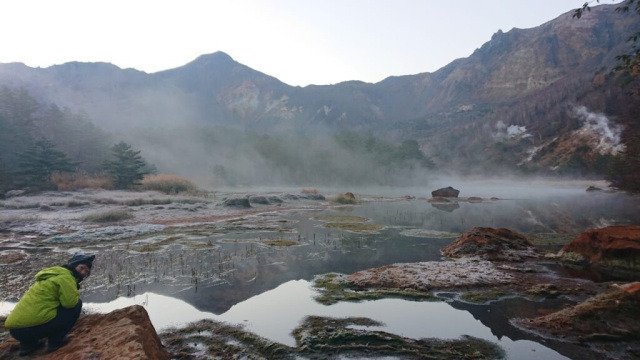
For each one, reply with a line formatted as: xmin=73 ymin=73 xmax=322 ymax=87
xmin=9 ymin=300 xmax=82 ymax=348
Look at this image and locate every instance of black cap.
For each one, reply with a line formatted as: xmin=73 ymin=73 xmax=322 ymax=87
xmin=67 ymin=253 xmax=95 ymax=269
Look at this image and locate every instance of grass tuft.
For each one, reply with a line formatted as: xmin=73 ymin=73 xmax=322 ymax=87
xmin=141 ymin=174 xmax=197 ymax=194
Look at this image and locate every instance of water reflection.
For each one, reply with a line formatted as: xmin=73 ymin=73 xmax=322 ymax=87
xmin=59 ymin=281 xmax=571 ymax=359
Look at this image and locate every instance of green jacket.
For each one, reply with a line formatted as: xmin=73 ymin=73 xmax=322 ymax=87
xmin=4 ymin=266 xmax=79 ymax=329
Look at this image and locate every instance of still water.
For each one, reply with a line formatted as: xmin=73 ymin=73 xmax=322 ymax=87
xmin=4 ymin=181 xmax=640 ymax=359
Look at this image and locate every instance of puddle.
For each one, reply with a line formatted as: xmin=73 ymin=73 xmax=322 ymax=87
xmin=0 ymin=280 xmax=569 ymax=359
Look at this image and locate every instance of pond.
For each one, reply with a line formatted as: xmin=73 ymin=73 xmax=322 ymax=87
xmin=3 ymin=181 xmax=639 ymax=359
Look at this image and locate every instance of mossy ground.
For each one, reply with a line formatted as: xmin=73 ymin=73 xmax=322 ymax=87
xmin=160 ymin=316 xmax=504 ymax=360
xmin=460 ymin=290 xmax=509 ymax=303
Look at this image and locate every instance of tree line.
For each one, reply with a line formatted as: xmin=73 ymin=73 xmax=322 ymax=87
xmin=0 ymin=87 xmax=151 ymax=194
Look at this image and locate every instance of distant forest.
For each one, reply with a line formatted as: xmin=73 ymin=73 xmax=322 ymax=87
xmin=0 ymin=87 xmax=437 ymax=193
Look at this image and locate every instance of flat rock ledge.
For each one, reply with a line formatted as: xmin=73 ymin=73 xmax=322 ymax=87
xmin=348 ymin=259 xmax=514 ymax=291
xmin=0 ymin=305 xmax=170 ymax=359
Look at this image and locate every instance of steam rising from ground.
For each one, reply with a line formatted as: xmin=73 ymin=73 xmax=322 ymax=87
xmin=573 ymin=106 xmax=625 ymax=155
xmin=493 ymin=121 xmax=530 ymax=140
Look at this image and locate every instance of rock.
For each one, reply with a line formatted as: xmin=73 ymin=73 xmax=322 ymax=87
xmin=441 ymin=227 xmax=540 ymax=261
xmin=522 ymin=282 xmax=640 ymax=342
xmin=586 ymin=186 xmax=603 ymax=192
xmin=267 ymin=196 xmax=283 ymax=204
xmin=431 ymin=186 xmax=460 ymax=198
xmin=4 ymin=190 xmax=25 ymax=198
xmin=0 ymin=305 xmax=170 ymax=359
xmin=280 ymin=193 xmax=299 ymax=200
xmin=248 ymin=195 xmax=270 ymax=204
xmin=559 ymin=225 xmax=640 ymax=271
xmin=346 ymin=259 xmax=513 ymax=291
xmin=467 ymin=197 xmax=483 ymax=203
xmin=221 ymin=197 xmax=251 ymax=207
xmin=427 ymin=196 xmax=451 ymax=203
xmin=343 ymin=192 xmax=356 ymax=200
xmin=300 ymin=193 xmax=326 ymax=201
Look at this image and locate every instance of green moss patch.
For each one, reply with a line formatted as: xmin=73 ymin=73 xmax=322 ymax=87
xmin=294 ymin=316 xmax=504 ymax=360
xmin=313 ymin=214 xmax=369 ymax=223
xmin=313 ymin=273 xmax=438 ymax=305
xmin=264 ymin=240 xmax=300 ymax=247
xmin=323 ymin=222 xmax=384 ymax=233
xmin=461 ymin=290 xmax=509 ymax=303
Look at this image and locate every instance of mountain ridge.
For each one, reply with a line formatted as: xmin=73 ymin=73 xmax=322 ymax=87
xmin=0 ymin=4 xmax=638 ymax=176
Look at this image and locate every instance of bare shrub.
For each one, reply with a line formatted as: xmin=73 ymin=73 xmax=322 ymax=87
xmin=301 ymin=188 xmax=319 ymax=194
xmin=140 ymin=174 xmax=197 ymax=194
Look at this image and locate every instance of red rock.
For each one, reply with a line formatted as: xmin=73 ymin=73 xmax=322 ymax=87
xmin=442 ymin=227 xmax=539 ymax=261
xmin=561 ymin=225 xmax=640 ymax=268
xmin=0 ymin=305 xmax=170 ymax=359
xmin=343 ymin=192 xmax=356 ymax=200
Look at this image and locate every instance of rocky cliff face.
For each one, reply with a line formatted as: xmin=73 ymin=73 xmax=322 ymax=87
xmin=0 ymin=305 xmax=170 ymax=359
xmin=0 ymin=4 xmax=637 ymax=175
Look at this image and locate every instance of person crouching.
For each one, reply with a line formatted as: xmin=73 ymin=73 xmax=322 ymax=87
xmin=4 ymin=253 xmax=95 ymax=356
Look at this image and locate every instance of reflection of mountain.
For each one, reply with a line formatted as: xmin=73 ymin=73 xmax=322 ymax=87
xmin=449 ymin=298 xmax=599 ymax=360
xmin=0 ymin=5 xmax=638 ymax=175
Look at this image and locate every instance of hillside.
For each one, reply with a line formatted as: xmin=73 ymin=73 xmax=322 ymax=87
xmin=0 ymin=4 xmax=638 ymax=179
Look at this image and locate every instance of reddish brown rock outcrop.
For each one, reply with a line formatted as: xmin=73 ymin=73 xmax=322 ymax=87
xmin=522 ymin=282 xmax=640 ymax=341
xmin=442 ymin=227 xmax=539 ymax=261
xmin=0 ymin=305 xmax=170 ymax=359
xmin=560 ymin=225 xmax=640 ymax=270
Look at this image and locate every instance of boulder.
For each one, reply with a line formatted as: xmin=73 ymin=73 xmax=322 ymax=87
xmin=586 ymin=186 xmax=603 ymax=192
xmin=441 ymin=227 xmax=539 ymax=261
xmin=431 ymin=186 xmax=460 ymax=198
xmin=467 ymin=197 xmax=483 ymax=203
xmin=343 ymin=192 xmax=356 ymax=200
xmin=0 ymin=305 xmax=170 ymax=359
xmin=560 ymin=225 xmax=640 ymax=271
xmin=221 ymin=197 xmax=251 ymax=207
xmin=248 ymin=195 xmax=270 ymax=204
xmin=522 ymin=282 xmax=640 ymax=341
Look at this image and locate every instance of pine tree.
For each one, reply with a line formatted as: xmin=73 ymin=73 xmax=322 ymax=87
xmin=17 ymin=138 xmax=76 ymax=188
xmin=104 ymin=141 xmax=148 ymax=189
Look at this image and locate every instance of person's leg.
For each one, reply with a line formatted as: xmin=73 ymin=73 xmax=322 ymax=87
xmin=39 ymin=299 xmax=83 ymax=351
xmin=9 ymin=327 xmax=46 ymax=355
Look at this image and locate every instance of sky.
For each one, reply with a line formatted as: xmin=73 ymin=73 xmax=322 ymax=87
xmin=0 ymin=0 xmax=622 ymax=87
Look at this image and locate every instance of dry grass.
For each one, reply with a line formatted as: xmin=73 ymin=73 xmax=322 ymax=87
xmin=140 ymin=174 xmax=197 ymax=194
xmin=301 ymin=188 xmax=319 ymax=194
xmin=51 ymin=173 xmax=114 ymax=190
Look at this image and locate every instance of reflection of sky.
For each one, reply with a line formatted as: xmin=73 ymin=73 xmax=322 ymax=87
xmin=0 ymin=280 xmax=567 ymax=359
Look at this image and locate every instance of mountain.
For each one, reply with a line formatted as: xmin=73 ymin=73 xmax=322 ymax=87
xmin=1 ymin=4 xmax=638 ymax=177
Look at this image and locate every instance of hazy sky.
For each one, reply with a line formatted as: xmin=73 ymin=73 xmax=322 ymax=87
xmin=1 ymin=0 xmax=620 ymax=86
